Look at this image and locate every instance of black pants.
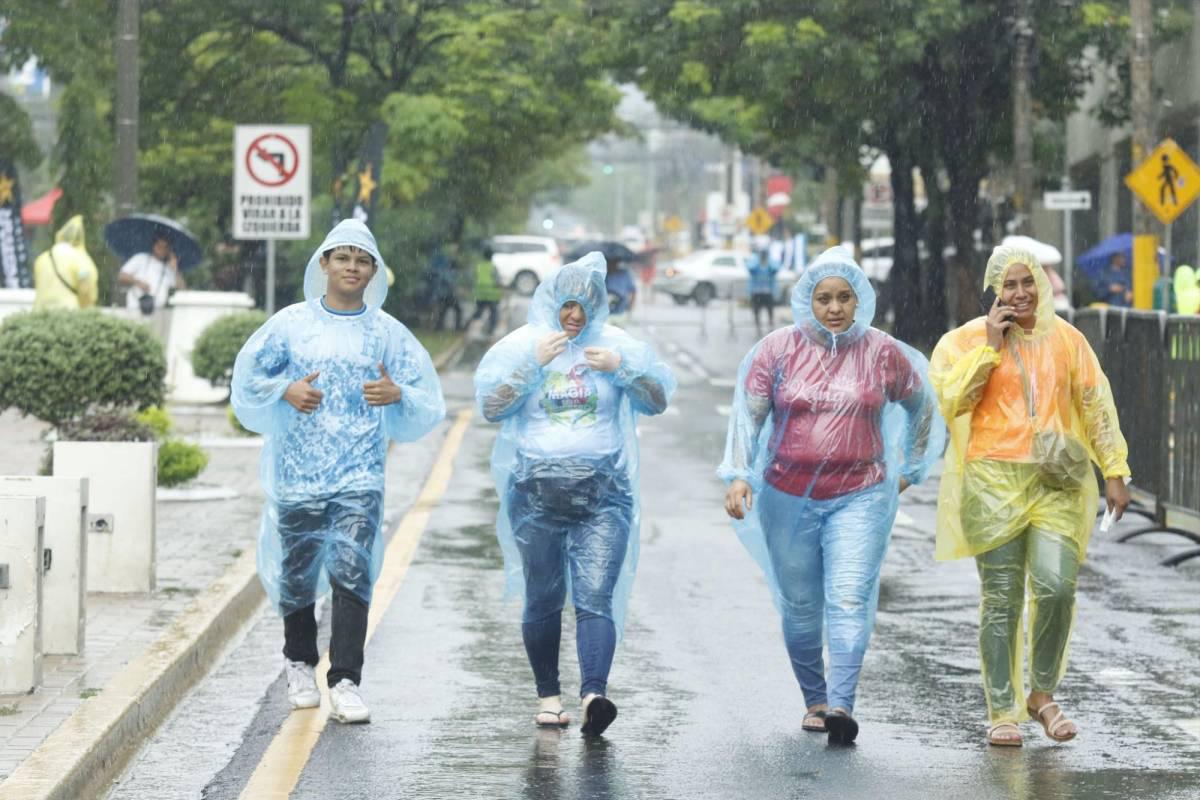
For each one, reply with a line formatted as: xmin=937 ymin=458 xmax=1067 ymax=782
xmin=471 ymin=300 xmax=499 ymax=335
xmin=278 ymin=491 xmax=380 ymax=687
xmin=283 ymin=582 xmax=369 ymax=687
xmin=751 ymin=292 xmax=775 ymax=330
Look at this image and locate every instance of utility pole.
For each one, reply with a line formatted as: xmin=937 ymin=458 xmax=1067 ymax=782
xmin=115 ymin=0 xmax=139 ymax=218
xmin=1012 ymin=0 xmax=1035 ymax=234
xmin=1130 ymin=0 xmax=1156 ymax=308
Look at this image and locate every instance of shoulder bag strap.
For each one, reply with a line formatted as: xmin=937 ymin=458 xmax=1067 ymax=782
xmin=48 ymin=249 xmax=78 ymax=295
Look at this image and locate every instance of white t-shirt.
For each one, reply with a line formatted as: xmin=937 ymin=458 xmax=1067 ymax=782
xmin=120 ymin=253 xmax=176 ymax=311
xmin=518 ymin=344 xmax=621 ymax=458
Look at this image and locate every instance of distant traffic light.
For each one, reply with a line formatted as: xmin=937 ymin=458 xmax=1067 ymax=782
xmin=602 ymin=164 xmax=614 ymax=176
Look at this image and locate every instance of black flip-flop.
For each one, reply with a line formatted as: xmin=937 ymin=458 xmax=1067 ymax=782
xmin=825 ymin=709 xmax=859 ymax=745
xmin=580 ymin=695 xmax=618 ymax=736
xmin=534 ymin=709 xmax=570 ymax=729
xmin=801 ymin=709 xmax=827 ymax=732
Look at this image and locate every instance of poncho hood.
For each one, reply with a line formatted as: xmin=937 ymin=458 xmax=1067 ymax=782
xmin=527 ymin=251 xmax=609 ymax=342
xmin=983 ymin=244 xmax=1056 ymax=338
xmin=303 ymin=219 xmax=389 ymax=311
xmin=792 ymin=245 xmax=876 ymax=351
xmin=55 ymin=215 xmax=86 ymax=250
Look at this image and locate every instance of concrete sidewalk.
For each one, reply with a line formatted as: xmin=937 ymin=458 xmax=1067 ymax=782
xmin=0 ymin=336 xmax=467 ymax=799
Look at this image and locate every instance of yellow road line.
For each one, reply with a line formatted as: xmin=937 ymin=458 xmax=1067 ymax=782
xmin=239 ymin=408 xmax=473 ymax=800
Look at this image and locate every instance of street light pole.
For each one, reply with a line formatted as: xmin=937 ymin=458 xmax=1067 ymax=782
xmin=115 ymin=0 xmax=139 ymax=218
xmin=1130 ymin=0 xmax=1156 ymax=308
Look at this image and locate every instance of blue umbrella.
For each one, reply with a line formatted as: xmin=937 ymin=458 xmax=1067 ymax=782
xmin=104 ymin=213 xmax=204 ymax=271
xmin=1077 ymin=233 xmax=1171 ymax=282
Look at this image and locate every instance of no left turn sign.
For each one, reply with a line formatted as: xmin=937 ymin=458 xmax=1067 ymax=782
xmin=245 ymin=133 xmax=300 ymax=187
xmin=234 ymin=125 xmax=311 ymax=240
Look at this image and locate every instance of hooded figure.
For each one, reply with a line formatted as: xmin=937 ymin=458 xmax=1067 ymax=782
xmin=33 ymin=216 xmax=99 ymax=310
xmin=474 ymin=251 xmax=676 ymax=735
xmin=929 ymin=245 xmax=1129 ymax=746
xmin=231 ymin=219 xmax=445 ymax=723
xmin=718 ymin=245 xmax=944 ymax=745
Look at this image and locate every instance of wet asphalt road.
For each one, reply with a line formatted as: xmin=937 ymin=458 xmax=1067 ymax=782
xmin=109 ymin=295 xmax=1200 ymax=800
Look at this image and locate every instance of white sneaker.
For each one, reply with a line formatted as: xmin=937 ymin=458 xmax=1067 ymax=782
xmin=285 ymin=660 xmax=320 ymax=709
xmin=329 ymin=678 xmax=370 ymax=723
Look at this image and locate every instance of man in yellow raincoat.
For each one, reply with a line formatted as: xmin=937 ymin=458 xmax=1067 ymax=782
xmin=32 ymin=215 xmax=98 ymax=310
xmin=930 ymin=245 xmax=1130 ymax=747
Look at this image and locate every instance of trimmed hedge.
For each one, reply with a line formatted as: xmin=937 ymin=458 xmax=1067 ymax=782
xmin=157 ymin=439 xmax=210 ymax=488
xmin=0 ymin=310 xmax=165 ymax=425
xmin=191 ymin=311 xmax=268 ymax=386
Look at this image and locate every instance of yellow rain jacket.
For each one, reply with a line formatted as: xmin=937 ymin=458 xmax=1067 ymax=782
xmin=929 ymin=246 xmax=1130 ymax=562
xmin=33 ymin=216 xmax=99 ymax=310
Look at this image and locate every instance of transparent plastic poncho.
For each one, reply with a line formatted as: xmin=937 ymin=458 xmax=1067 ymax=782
xmin=474 ymin=252 xmax=676 ymax=636
xmin=929 ymin=245 xmax=1129 ymax=562
xmin=231 ymin=220 xmax=446 ymax=615
xmin=718 ymin=246 xmax=946 ymax=613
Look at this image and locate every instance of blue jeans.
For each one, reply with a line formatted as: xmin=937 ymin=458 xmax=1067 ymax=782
xmin=508 ymin=457 xmax=632 ymax=697
xmin=758 ymin=482 xmax=893 ymax=713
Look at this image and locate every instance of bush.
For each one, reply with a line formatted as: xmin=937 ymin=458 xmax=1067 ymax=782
xmin=135 ymin=406 xmax=173 ymax=439
xmin=0 ymin=310 xmax=165 ymax=425
xmin=191 ymin=311 xmax=268 ymax=386
xmin=157 ymin=439 xmax=209 ymax=487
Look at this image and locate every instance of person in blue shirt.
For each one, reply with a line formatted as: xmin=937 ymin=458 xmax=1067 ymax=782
xmin=231 ymin=219 xmax=445 ymax=725
xmin=747 ymin=249 xmax=780 ymax=335
xmin=604 ymin=255 xmax=637 ymax=318
xmin=1095 ymin=252 xmax=1132 ymax=307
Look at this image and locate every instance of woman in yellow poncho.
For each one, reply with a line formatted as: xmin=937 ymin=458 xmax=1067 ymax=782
xmin=930 ymin=245 xmax=1130 ymax=747
xmin=32 ymin=215 xmax=99 ymax=310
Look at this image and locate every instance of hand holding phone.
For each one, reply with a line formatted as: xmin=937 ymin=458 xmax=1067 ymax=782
xmin=982 ymin=289 xmax=1014 ymax=350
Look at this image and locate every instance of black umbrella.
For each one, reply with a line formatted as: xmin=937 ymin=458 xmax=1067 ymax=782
xmin=104 ymin=213 xmax=204 ymax=271
xmin=564 ymin=240 xmax=646 ymax=265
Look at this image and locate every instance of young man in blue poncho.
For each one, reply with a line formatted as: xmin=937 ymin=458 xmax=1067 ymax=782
xmin=231 ymin=220 xmax=445 ymax=724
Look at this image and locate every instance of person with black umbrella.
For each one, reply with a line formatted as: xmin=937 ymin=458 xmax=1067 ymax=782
xmin=117 ymin=232 xmax=186 ymax=315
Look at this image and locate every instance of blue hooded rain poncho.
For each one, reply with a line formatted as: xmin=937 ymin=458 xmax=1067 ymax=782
xmin=718 ymin=245 xmax=946 ymax=716
xmin=231 ymin=220 xmax=446 ymax=615
xmin=475 ymin=252 xmax=676 ymax=650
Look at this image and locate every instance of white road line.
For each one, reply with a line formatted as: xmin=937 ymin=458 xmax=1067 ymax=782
xmin=1177 ymin=719 xmax=1200 ymax=741
xmin=661 ymin=406 xmax=681 ymax=417
xmin=716 ymin=404 xmax=731 ymax=416
xmin=894 ymin=509 xmax=914 ymax=527
xmin=708 ymin=377 xmax=737 ymax=389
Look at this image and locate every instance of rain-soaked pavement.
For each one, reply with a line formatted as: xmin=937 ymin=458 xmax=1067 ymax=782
xmin=109 ymin=297 xmax=1200 ymax=800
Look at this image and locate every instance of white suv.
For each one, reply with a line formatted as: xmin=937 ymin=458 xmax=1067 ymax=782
xmin=657 ymin=249 xmax=799 ymax=306
xmin=491 ymin=235 xmax=561 ymax=295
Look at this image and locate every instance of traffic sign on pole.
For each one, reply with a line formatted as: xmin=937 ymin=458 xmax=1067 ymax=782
xmin=1043 ymin=190 xmax=1091 ymax=211
xmin=233 ymin=125 xmax=311 ymax=240
xmin=746 ymin=206 xmax=774 ymax=236
xmin=1124 ymin=138 xmax=1200 ymax=226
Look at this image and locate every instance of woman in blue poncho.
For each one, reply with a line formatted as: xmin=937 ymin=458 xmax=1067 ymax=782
xmin=475 ymin=252 xmax=676 ymax=736
xmin=718 ymin=245 xmax=945 ymax=744
xmin=231 ymin=220 xmax=445 ymax=724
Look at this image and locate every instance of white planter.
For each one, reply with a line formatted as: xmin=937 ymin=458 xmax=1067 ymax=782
xmin=0 ymin=288 xmax=35 ymax=325
xmin=165 ymin=290 xmax=256 ymax=404
xmin=54 ymin=441 xmax=157 ymax=593
xmin=0 ymin=495 xmax=45 ymax=693
xmin=0 ymin=476 xmax=88 ymax=654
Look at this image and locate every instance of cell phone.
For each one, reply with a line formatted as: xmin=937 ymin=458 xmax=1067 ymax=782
xmin=980 ymin=286 xmax=1001 ymax=315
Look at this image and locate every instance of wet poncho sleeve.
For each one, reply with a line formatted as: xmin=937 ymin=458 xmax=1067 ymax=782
xmin=474 ymin=327 xmax=545 ymax=422
xmin=230 ymin=319 xmax=293 ymax=435
xmin=929 ymin=334 xmax=1003 ymax=421
xmin=381 ymin=326 xmax=445 ymax=442
xmin=1070 ymin=334 xmax=1130 ymax=479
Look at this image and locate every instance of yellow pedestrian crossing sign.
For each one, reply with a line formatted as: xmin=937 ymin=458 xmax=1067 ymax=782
xmin=1125 ymin=138 xmax=1200 ymax=225
xmin=746 ymin=206 xmax=774 ymax=236
xmin=662 ymin=214 xmax=685 ymax=234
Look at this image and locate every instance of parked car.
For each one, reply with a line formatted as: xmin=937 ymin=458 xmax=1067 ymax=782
xmin=859 ymin=237 xmax=893 ymax=283
xmin=490 ymin=235 xmax=561 ymax=295
xmin=657 ymin=249 xmax=798 ymax=306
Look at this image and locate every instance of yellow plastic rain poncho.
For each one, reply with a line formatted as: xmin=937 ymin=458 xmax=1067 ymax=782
xmin=32 ymin=216 xmax=98 ymax=310
xmin=1174 ymin=265 xmax=1200 ymax=315
xmin=929 ymin=246 xmax=1130 ymax=563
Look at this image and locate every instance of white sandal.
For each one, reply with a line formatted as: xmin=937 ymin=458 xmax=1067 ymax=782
xmin=1027 ymin=700 xmax=1076 ymax=742
xmin=986 ymin=721 xmax=1023 ymax=747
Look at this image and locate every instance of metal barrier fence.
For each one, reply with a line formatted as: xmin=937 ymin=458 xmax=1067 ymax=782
xmin=1071 ymin=308 xmax=1200 ymax=565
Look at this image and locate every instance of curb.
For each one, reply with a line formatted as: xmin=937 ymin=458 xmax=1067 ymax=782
xmin=0 ymin=550 xmax=264 ymax=800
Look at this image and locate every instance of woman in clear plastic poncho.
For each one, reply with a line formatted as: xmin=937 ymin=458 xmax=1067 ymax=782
xmin=719 ymin=245 xmax=944 ymax=745
xmin=929 ymin=245 xmax=1130 ymax=747
xmin=231 ymin=220 xmax=445 ymax=723
xmin=32 ymin=215 xmax=99 ymax=310
xmin=475 ymin=252 xmax=676 ymax=736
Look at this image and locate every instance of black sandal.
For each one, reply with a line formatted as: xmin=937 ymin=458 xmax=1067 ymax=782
xmin=802 ymin=709 xmax=827 ymax=732
xmin=580 ymin=694 xmax=618 ymax=737
xmin=825 ymin=708 xmax=859 ymax=745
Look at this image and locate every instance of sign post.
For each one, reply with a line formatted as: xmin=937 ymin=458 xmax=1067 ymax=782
xmin=1124 ymin=137 xmax=1200 ymax=307
xmin=1043 ymin=187 xmax=1092 ymax=306
xmin=234 ymin=125 xmax=311 ymax=314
